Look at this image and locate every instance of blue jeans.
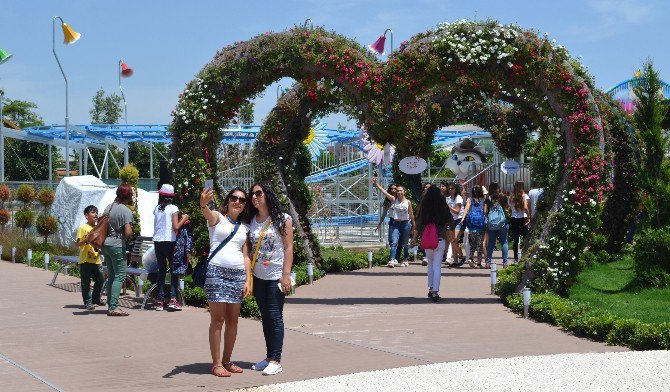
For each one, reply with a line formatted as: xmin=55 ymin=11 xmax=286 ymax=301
xmin=253 ymin=276 xmax=285 ymax=362
xmin=389 ymin=220 xmax=410 ymax=261
xmin=486 ymin=226 xmax=509 ymax=264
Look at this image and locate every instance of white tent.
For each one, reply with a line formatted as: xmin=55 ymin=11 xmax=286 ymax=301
xmin=53 ymin=176 xmax=158 ymax=246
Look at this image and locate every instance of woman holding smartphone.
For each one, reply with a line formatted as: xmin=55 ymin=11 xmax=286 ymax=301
xmin=200 ymin=186 xmax=251 ymax=377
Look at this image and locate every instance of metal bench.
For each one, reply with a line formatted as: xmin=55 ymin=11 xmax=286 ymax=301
xmin=50 ymin=255 xmax=148 ymax=299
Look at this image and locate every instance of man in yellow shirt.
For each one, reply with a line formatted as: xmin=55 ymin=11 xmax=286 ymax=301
xmin=75 ymin=205 xmax=105 ymax=311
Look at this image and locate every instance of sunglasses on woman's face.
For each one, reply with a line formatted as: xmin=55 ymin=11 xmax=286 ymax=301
xmin=229 ymin=195 xmax=247 ymax=204
xmin=252 ymin=190 xmax=264 ymax=198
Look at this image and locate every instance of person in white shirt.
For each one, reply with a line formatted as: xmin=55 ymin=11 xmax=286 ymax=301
xmin=528 ymin=186 xmax=544 ymax=218
xmin=200 ymin=186 xmax=251 ymax=378
xmin=508 ymin=181 xmax=531 ymax=263
xmin=372 ymin=177 xmax=415 ymax=268
xmin=446 ymin=183 xmax=465 ymax=266
xmin=153 ymin=184 xmax=189 ymax=311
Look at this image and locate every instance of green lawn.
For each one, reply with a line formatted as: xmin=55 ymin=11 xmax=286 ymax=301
xmin=569 ymin=257 xmax=670 ymax=324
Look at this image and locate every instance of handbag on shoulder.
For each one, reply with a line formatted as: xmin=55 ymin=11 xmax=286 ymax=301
xmin=86 ymin=204 xmax=113 ymax=251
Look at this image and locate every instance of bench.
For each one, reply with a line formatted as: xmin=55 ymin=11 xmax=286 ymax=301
xmin=50 ymin=255 xmax=148 ymax=299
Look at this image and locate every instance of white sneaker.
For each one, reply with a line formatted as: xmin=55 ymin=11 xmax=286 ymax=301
xmin=251 ymin=359 xmax=269 ymax=371
xmin=399 ymin=261 xmax=409 ymax=267
xmin=387 ymin=259 xmax=397 ymax=268
xmin=262 ymin=362 xmax=283 ymax=375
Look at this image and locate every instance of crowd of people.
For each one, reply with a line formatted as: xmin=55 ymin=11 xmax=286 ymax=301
xmin=71 ymin=174 xmax=538 ymax=377
xmin=74 ymin=180 xmax=293 ymax=377
xmin=373 ymin=177 xmax=537 ymax=302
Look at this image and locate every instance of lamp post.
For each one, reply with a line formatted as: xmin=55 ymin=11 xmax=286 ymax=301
xmin=303 ymin=18 xmax=313 ymax=29
xmin=0 ymin=47 xmax=12 ymax=183
xmin=52 ymin=16 xmax=81 ymax=177
xmin=118 ymin=60 xmax=133 ymax=124
xmin=368 ymin=28 xmax=393 ymax=56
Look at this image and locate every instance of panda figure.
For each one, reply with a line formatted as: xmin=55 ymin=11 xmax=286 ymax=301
xmin=446 ymin=138 xmax=486 ymax=179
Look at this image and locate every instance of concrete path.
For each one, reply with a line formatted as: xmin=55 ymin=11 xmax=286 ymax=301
xmin=0 ymin=259 xmax=624 ymax=391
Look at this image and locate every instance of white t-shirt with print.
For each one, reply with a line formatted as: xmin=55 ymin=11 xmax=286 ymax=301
xmin=509 ymin=194 xmax=531 ymax=218
xmin=391 ymin=199 xmax=410 ymax=221
xmin=208 ymin=212 xmax=249 ymax=270
xmin=153 ymin=204 xmax=179 ymax=242
xmin=250 ymin=213 xmax=293 ymax=280
xmin=446 ymin=195 xmax=464 ymax=220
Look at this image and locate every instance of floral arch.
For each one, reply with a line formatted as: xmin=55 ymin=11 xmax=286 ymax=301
xmin=172 ymin=20 xmax=638 ymax=294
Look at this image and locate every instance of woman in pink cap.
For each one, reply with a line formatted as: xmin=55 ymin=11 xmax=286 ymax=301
xmin=153 ymin=184 xmax=189 ymax=311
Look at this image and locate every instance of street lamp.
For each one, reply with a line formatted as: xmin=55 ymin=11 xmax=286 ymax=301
xmin=368 ymin=28 xmax=393 ymax=56
xmin=52 ymin=16 xmax=81 ymax=177
xmin=0 ymin=47 xmax=12 ymax=182
xmin=118 ymin=60 xmax=133 ymax=124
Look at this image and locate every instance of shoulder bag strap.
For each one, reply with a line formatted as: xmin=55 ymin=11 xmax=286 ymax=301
xmin=250 ymin=219 xmax=273 ymax=270
xmin=206 ymin=221 xmax=240 ymax=264
xmin=249 ymin=219 xmax=273 ymax=294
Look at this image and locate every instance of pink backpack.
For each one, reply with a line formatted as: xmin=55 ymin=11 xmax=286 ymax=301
xmin=420 ymin=223 xmax=439 ymax=250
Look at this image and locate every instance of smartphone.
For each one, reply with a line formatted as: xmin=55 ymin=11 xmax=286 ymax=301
xmin=204 ymin=179 xmax=214 ymax=190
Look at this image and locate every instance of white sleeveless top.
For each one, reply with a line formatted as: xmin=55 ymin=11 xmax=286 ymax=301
xmin=392 ymin=199 xmax=410 ymax=221
xmin=207 ymin=212 xmax=249 ymax=270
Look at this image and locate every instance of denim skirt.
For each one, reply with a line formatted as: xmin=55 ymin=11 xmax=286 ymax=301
xmin=204 ymin=265 xmax=245 ymax=303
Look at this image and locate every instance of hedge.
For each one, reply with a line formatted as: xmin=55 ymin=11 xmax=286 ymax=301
xmin=506 ymin=292 xmax=670 ymax=350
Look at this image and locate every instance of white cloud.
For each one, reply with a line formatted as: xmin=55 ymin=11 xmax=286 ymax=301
xmin=589 ymin=0 xmax=652 ymax=24
xmin=569 ymin=0 xmax=654 ymax=40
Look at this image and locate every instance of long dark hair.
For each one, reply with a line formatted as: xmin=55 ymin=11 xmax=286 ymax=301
xmin=511 ymin=181 xmax=526 ymax=211
xmin=418 ymin=185 xmax=452 ymax=227
xmin=248 ymin=180 xmax=287 ymax=235
xmin=219 ymin=187 xmax=250 ymax=224
xmin=383 ymin=183 xmax=397 ymax=209
xmin=157 ymin=195 xmax=173 ymax=211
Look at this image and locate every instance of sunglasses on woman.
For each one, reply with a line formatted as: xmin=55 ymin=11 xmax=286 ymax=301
xmin=252 ymin=190 xmax=264 ymax=198
xmin=229 ymin=195 xmax=247 ymax=204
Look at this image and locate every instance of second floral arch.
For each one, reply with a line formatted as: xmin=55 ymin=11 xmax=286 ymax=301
xmin=172 ymin=19 xmax=638 ymax=293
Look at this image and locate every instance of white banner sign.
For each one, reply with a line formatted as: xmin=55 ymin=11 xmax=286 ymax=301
xmin=399 ymin=156 xmax=427 ymax=174
xmin=501 ymin=160 xmax=520 ymax=175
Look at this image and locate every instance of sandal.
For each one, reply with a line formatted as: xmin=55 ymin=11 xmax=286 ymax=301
xmin=223 ymin=361 xmax=243 ymax=373
xmin=211 ymin=364 xmax=231 ymax=377
xmin=107 ymin=309 xmax=129 ymax=317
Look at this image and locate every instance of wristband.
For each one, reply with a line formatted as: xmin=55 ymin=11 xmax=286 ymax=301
xmin=200 ymin=205 xmax=208 ymax=208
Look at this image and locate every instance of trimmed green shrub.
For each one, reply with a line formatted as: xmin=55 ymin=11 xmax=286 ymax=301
xmin=500 ymin=290 xmax=668 ymax=350
xmin=633 ymin=227 xmax=670 ymax=287
xmin=36 ymin=215 xmax=58 ymax=244
xmin=37 ymin=188 xmax=56 ymax=213
xmin=606 ymin=318 xmax=643 ymax=347
xmin=14 ymin=208 xmax=35 ymax=237
xmin=241 ymin=297 xmax=261 ymax=319
xmin=15 ymin=184 xmax=36 ymax=206
xmin=495 ymin=263 xmax=524 ymax=304
xmin=588 ymin=234 xmax=609 ymax=253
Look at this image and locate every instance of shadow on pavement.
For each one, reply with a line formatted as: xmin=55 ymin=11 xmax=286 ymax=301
xmin=163 ymin=361 xmax=255 ymax=378
xmin=340 ymin=271 xmax=488 ymax=278
xmin=286 ymin=297 xmax=500 ymax=305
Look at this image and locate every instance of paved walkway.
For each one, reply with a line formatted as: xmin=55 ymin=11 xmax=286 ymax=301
xmin=0 ymin=259 xmax=624 ymax=391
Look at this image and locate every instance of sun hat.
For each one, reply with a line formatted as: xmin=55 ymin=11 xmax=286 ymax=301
xmin=158 ymin=184 xmax=175 ymax=197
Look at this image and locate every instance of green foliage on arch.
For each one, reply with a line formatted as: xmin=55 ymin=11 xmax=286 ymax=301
xmin=171 ymin=20 xmax=639 ymax=294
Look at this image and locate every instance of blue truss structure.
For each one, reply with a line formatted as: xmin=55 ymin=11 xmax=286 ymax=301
xmin=606 ymin=77 xmax=670 ymax=97
xmin=19 ymin=123 xmax=490 ymax=150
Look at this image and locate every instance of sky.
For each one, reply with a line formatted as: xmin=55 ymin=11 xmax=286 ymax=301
xmin=0 ymin=0 xmax=668 ymax=128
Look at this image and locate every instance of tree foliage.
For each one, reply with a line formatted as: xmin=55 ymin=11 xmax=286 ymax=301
xmin=634 ymin=60 xmax=670 ymax=228
xmin=1 ymin=98 xmax=60 ymax=180
xmin=89 ymin=88 xmax=123 ymax=124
